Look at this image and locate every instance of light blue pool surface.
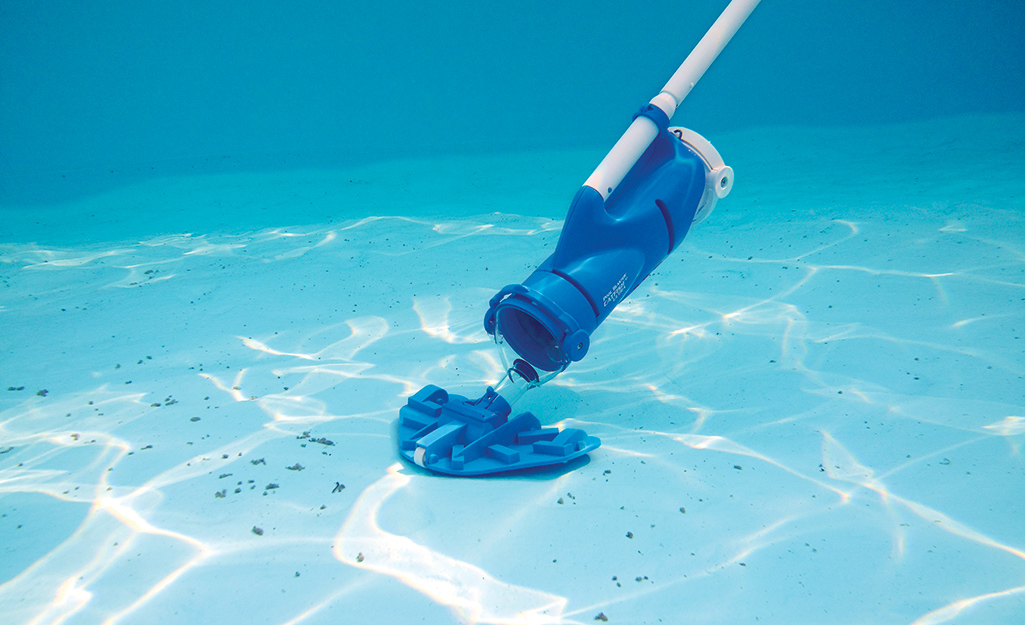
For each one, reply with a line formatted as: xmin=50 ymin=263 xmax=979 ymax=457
xmin=2 ymin=2 xmax=1024 ymax=624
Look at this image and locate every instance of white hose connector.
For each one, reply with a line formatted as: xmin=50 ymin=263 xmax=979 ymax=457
xmin=648 ymin=91 xmax=679 ymax=119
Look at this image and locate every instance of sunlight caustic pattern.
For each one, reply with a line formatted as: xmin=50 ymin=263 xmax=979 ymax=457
xmin=334 ymin=464 xmax=569 ymax=625
xmin=2 ymin=157 xmax=1024 ymax=624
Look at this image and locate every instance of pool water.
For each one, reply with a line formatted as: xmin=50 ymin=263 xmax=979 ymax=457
xmin=2 ymin=2 xmax=1024 ymax=624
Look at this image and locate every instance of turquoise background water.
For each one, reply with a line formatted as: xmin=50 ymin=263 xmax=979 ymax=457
xmin=2 ymin=0 xmax=1023 ymax=206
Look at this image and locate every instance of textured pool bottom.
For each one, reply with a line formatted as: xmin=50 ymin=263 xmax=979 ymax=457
xmin=1 ymin=116 xmax=1024 ymax=624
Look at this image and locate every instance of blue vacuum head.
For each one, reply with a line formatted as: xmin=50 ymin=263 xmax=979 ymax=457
xmin=397 ymin=385 xmax=600 ymax=477
xmin=391 ymin=0 xmax=755 ymax=478
xmin=395 ymin=104 xmax=732 ymax=477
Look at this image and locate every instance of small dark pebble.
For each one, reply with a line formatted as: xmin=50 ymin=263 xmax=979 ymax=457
xmin=141 ymin=445 xmax=152 ymax=450
xmin=356 ymin=553 xmax=365 ymax=563
xmin=557 ymin=498 xmax=564 ymax=505
xmin=190 ymin=416 xmax=201 ymax=422
xmin=332 ymin=482 xmax=345 ymax=493
xmin=252 ymin=526 xmax=263 ymax=536
xmin=595 ymin=613 xmax=609 ymax=622
xmin=625 ymin=532 xmax=633 ymax=539
xmin=286 ymin=463 xmax=304 ymax=471
xmin=265 ymin=483 xmax=279 ymax=490
xmin=251 ymin=458 xmax=266 ymax=465
xmin=36 ymin=389 xmax=48 ymax=397
xmin=733 ymin=465 xmax=742 ymax=470
xmin=214 ymin=490 xmax=226 ymax=498
xmin=679 ymin=507 xmax=686 ymax=514
xmin=219 ymin=473 xmax=233 ymax=479
xmin=298 ymin=431 xmax=335 ymax=446
xmin=8 ymin=386 xmax=25 ymax=391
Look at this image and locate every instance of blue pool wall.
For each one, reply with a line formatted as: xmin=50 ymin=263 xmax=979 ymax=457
xmin=1 ymin=0 xmax=1023 ymax=206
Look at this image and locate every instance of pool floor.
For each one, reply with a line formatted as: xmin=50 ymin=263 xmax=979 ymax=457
xmin=1 ymin=114 xmax=1024 ymax=624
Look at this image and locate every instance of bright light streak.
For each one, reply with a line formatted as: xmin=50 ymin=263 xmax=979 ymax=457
xmin=334 ymin=464 xmax=569 ymax=624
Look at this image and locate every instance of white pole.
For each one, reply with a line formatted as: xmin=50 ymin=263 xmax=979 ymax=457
xmin=583 ymin=0 xmax=761 ymax=200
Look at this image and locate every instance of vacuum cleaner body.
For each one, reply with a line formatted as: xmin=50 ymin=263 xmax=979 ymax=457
xmin=396 ymin=0 xmax=760 ymax=476
xmin=485 ymin=108 xmax=710 ymax=374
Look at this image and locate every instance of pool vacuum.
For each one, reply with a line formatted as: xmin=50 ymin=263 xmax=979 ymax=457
xmin=398 ymin=0 xmax=761 ymax=476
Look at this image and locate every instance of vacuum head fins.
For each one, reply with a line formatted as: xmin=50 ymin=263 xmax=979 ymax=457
xmin=397 ymin=385 xmax=600 ymax=477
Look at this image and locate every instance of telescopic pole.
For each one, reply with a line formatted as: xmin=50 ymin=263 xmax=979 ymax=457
xmin=583 ymin=0 xmax=761 ymax=200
